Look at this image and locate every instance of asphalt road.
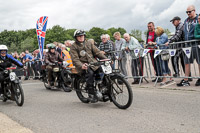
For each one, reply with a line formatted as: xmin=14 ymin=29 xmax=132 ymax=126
xmin=0 ymin=80 xmax=200 ymax=133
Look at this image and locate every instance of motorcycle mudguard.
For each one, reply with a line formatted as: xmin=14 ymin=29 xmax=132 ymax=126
xmin=109 ymin=73 xmax=125 ymax=78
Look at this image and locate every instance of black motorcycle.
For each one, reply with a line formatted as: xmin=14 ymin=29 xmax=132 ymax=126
xmin=0 ymin=67 xmax=24 ymax=106
xmin=74 ymin=50 xmax=133 ymax=109
xmin=41 ymin=61 xmax=72 ymax=92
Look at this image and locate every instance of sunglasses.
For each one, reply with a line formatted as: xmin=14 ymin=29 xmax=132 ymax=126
xmin=186 ymin=10 xmax=194 ymax=14
xmin=1 ymin=51 xmax=6 ymax=54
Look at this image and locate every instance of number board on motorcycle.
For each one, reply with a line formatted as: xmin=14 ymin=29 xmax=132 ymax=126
xmin=9 ymin=72 xmax=17 ymax=81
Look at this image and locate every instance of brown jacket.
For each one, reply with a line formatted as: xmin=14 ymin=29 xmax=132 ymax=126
xmin=70 ymin=40 xmax=107 ymax=74
xmin=45 ymin=51 xmax=64 ymax=65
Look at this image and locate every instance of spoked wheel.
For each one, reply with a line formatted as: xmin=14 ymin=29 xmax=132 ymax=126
xmin=110 ymin=75 xmax=133 ymax=109
xmin=12 ymin=83 xmax=24 ymax=106
xmin=75 ymin=78 xmax=90 ymax=103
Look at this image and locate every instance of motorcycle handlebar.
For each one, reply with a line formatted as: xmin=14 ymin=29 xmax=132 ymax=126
xmin=90 ymin=62 xmax=104 ymax=66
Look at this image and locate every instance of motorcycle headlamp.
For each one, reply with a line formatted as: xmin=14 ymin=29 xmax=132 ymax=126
xmin=4 ymin=70 xmax=8 ymax=74
xmin=53 ymin=67 xmax=59 ymax=72
xmin=105 ymin=61 xmax=110 ymax=66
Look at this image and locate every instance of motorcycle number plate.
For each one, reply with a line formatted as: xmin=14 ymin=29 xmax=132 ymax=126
xmin=9 ymin=72 xmax=16 ymax=81
xmin=101 ymin=65 xmax=112 ymax=74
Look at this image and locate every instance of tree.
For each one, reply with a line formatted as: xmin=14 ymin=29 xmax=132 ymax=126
xmin=164 ymin=29 xmax=171 ymax=36
xmin=131 ymin=29 xmax=143 ymax=42
xmin=9 ymin=42 xmax=18 ymax=53
xmin=107 ymin=27 xmax=127 ymax=41
xmin=20 ymin=37 xmax=35 ymax=52
xmin=89 ymin=27 xmax=107 ymax=44
xmin=45 ymin=25 xmax=66 ymax=44
xmin=143 ymin=30 xmax=148 ymax=40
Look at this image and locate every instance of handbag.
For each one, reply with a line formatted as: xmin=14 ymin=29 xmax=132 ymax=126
xmin=160 ymin=50 xmax=170 ymax=61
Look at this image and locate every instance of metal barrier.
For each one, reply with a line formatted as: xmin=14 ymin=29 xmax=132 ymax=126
xmin=13 ymin=60 xmax=43 ymax=79
xmin=111 ymin=39 xmax=200 ymax=86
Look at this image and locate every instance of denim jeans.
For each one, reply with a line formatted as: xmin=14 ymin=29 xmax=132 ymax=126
xmin=161 ymin=59 xmax=170 ymax=75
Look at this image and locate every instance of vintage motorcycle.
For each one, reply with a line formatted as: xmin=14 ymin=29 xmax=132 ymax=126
xmin=73 ymin=50 xmax=133 ymax=109
xmin=41 ymin=61 xmax=72 ymax=92
xmin=0 ymin=67 xmax=24 ymax=106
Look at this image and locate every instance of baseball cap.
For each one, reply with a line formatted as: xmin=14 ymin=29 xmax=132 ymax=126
xmin=170 ymin=16 xmax=181 ymax=22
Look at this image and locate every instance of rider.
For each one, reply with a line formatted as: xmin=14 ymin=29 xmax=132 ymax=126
xmin=0 ymin=45 xmax=23 ymax=99
xmin=44 ymin=43 xmax=64 ymax=86
xmin=70 ymin=30 xmax=107 ymax=102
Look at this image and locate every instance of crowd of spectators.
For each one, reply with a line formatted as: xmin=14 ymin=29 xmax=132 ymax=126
xmin=9 ymin=5 xmax=200 ymax=87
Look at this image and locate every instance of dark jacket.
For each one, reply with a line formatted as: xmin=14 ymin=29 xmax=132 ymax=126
xmin=0 ymin=54 xmax=23 ymax=70
xmin=56 ymin=47 xmax=62 ymax=55
xmin=184 ymin=14 xmax=198 ymax=40
xmin=169 ymin=22 xmax=184 ymax=43
xmin=70 ymin=40 xmax=107 ymax=74
xmin=45 ymin=51 xmax=63 ymax=65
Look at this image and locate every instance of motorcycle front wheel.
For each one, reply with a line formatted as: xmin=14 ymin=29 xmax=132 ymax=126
xmin=12 ymin=82 xmax=24 ymax=106
xmin=110 ymin=75 xmax=133 ymax=109
xmin=75 ymin=77 xmax=90 ymax=103
xmin=43 ymin=77 xmax=51 ymax=90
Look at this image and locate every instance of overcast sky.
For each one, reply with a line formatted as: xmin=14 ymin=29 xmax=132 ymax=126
xmin=0 ymin=0 xmax=200 ymax=33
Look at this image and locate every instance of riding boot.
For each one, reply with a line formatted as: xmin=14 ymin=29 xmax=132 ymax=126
xmin=86 ymin=84 xmax=98 ymax=103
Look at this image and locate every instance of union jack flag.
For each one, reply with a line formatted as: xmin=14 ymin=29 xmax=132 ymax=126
xmin=36 ymin=16 xmax=48 ymax=60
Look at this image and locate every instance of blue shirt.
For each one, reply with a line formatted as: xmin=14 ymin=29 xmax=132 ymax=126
xmin=156 ymin=33 xmax=169 ymax=49
xmin=23 ymin=54 xmax=33 ymax=60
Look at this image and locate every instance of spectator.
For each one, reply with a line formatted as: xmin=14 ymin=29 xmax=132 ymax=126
xmin=146 ymin=22 xmax=162 ymax=82
xmin=165 ymin=16 xmax=185 ymax=77
xmin=122 ymin=33 xmax=143 ymax=84
xmin=177 ymin=5 xmax=200 ymax=86
xmin=53 ymin=42 xmax=61 ymax=55
xmin=22 ymin=52 xmax=33 ymax=80
xmin=113 ymin=32 xmax=127 ymax=76
xmin=193 ymin=13 xmax=200 ymax=86
xmin=57 ymin=43 xmax=62 ymax=55
xmin=25 ymin=50 xmax=32 ymax=56
xmin=106 ymin=34 xmax=115 ymax=51
xmin=155 ymin=26 xmax=172 ymax=85
xmin=64 ymin=40 xmax=72 ymax=52
xmin=99 ymin=34 xmax=114 ymax=59
xmin=194 ymin=14 xmax=200 ymax=39
xmin=13 ymin=52 xmax=23 ymax=79
xmin=32 ymin=51 xmax=39 ymax=79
